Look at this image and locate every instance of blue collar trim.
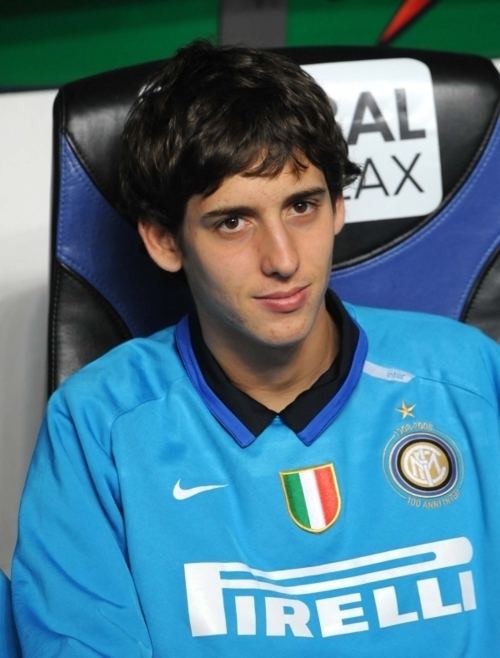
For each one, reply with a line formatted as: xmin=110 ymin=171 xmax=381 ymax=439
xmin=297 ymin=319 xmax=367 ymax=445
xmin=175 ymin=313 xmax=367 ymax=447
xmin=175 ymin=317 xmax=256 ymax=448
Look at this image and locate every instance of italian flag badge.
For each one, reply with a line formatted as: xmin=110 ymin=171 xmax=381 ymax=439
xmin=280 ymin=463 xmax=341 ymax=533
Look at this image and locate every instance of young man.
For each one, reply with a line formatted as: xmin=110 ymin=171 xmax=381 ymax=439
xmin=13 ymin=42 xmax=500 ymax=656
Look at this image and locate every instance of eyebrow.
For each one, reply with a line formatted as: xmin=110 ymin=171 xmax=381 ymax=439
xmin=200 ymin=186 xmax=328 ymax=222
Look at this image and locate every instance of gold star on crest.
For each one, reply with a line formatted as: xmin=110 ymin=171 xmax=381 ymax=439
xmin=397 ymin=401 xmax=416 ymax=419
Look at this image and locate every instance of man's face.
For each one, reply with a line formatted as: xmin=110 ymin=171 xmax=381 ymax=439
xmin=143 ymin=159 xmax=344 ymax=355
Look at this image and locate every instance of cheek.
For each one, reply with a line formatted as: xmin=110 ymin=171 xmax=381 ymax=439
xmin=304 ymin=223 xmax=335 ymax=266
xmin=183 ymin=250 xmax=244 ymax=303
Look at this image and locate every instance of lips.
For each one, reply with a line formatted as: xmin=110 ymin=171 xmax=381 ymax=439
xmin=254 ymin=286 xmax=309 ymax=312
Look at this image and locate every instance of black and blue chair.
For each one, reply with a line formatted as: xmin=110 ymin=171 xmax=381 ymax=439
xmin=48 ymin=46 xmax=500 ymax=391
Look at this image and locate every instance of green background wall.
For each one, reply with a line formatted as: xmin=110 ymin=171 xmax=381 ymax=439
xmin=1 ymin=0 xmax=499 ymax=88
xmin=288 ymin=0 xmax=500 ymax=55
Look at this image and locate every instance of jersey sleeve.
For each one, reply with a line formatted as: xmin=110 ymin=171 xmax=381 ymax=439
xmin=0 ymin=570 xmax=20 ymax=657
xmin=11 ymin=387 xmax=153 ymax=657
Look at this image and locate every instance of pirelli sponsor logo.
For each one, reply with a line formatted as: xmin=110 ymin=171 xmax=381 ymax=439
xmin=184 ymin=537 xmax=476 ymax=638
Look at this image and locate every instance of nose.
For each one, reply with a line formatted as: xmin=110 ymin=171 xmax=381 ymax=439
xmin=259 ymin=220 xmax=299 ymax=279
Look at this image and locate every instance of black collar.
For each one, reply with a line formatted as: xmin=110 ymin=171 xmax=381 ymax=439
xmin=188 ymin=290 xmax=360 ymax=437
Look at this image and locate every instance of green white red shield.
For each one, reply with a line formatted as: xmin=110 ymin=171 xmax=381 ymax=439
xmin=280 ymin=463 xmax=341 ymax=533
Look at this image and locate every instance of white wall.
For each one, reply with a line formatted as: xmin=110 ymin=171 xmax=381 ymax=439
xmin=0 ymin=89 xmax=56 ymax=575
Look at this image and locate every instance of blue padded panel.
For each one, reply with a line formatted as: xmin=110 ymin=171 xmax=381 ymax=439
xmin=56 ymin=136 xmax=190 ymax=337
xmin=332 ymin=118 xmax=500 ymax=319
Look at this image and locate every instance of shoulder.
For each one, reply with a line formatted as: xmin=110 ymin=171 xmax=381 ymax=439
xmin=349 ymin=303 xmax=495 ymax=347
xmin=46 ymin=324 xmax=188 ymax=440
xmin=348 ymin=303 xmax=500 ymax=403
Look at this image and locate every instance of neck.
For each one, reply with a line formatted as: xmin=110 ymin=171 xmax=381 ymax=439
xmin=201 ymin=308 xmax=338 ymax=412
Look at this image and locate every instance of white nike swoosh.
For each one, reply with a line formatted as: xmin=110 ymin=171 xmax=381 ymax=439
xmin=173 ymin=479 xmax=228 ymax=500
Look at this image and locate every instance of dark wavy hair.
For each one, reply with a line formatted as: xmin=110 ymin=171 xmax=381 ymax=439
xmin=120 ymin=40 xmax=359 ymax=235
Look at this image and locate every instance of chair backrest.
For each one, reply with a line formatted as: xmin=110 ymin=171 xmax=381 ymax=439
xmin=49 ymin=46 xmax=500 ymax=391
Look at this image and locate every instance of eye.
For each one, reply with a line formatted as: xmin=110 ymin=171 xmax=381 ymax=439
xmin=291 ymin=200 xmax=315 ymax=216
xmin=217 ymin=216 xmax=246 ymax=233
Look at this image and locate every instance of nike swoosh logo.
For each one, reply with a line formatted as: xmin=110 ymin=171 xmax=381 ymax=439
xmin=173 ymin=479 xmax=228 ymax=500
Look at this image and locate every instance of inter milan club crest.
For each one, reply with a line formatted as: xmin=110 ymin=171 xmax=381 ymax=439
xmin=384 ymin=430 xmax=462 ymax=503
xmin=280 ymin=463 xmax=341 ymax=533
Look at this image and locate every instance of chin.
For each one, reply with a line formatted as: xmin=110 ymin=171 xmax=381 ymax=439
xmin=248 ymin=319 xmax=314 ymax=350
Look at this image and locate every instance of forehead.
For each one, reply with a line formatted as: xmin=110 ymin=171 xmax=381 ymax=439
xmin=186 ymin=159 xmax=327 ymax=218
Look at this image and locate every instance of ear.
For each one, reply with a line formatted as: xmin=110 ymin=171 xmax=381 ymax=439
xmin=138 ymin=219 xmax=183 ymax=273
xmin=333 ymin=196 xmax=345 ymax=236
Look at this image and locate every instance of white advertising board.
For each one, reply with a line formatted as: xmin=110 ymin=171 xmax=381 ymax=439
xmin=304 ymin=59 xmax=442 ymax=223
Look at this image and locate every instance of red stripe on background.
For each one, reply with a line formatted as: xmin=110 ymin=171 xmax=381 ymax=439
xmin=314 ymin=466 xmax=339 ymax=525
xmin=379 ymin=0 xmax=434 ymax=44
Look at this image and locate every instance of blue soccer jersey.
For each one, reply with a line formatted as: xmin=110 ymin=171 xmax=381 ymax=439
xmin=12 ymin=300 xmax=500 ymax=656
